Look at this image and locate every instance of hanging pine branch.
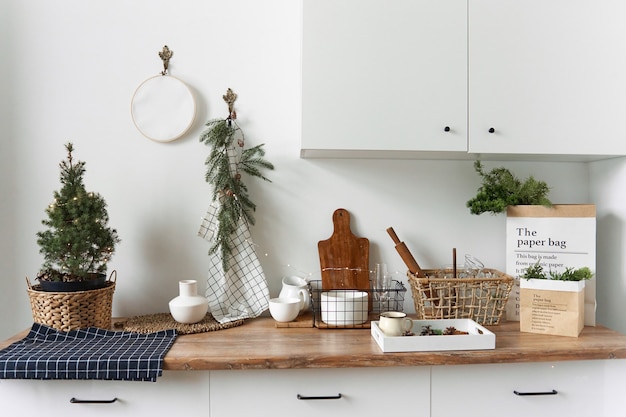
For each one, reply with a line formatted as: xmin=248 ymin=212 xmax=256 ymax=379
xmin=199 ymin=89 xmax=274 ymax=270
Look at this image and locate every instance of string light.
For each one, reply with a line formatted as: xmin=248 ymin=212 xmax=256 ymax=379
xmin=322 ymin=267 xmax=366 ymax=272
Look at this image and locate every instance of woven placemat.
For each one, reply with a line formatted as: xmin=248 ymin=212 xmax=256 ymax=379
xmin=121 ymin=313 xmax=245 ymax=335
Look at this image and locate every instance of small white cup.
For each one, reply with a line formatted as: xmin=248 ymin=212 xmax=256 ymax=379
xmin=268 ymin=297 xmax=301 ymax=322
xmin=379 ymin=311 xmax=413 ymax=336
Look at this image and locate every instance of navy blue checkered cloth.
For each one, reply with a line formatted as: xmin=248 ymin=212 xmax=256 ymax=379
xmin=0 ymin=323 xmax=176 ymax=382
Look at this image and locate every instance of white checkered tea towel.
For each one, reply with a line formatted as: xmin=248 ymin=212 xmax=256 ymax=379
xmin=198 ymin=202 xmax=270 ymax=323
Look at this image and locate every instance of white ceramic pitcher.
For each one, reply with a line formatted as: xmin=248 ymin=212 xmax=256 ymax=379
xmin=279 ymin=276 xmax=311 ymax=313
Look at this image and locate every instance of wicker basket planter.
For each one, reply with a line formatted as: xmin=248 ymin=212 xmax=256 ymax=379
xmin=26 ymin=271 xmax=116 ymax=331
xmin=408 ymin=269 xmax=513 ymax=325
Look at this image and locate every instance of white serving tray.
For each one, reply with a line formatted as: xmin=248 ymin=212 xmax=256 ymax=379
xmin=371 ymin=319 xmax=495 ymax=353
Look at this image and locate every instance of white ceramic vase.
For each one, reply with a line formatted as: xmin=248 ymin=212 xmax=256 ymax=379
xmin=169 ymin=280 xmax=209 ymax=324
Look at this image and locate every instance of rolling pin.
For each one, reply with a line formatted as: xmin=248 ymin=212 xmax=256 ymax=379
xmin=386 ymin=227 xmax=426 ymax=277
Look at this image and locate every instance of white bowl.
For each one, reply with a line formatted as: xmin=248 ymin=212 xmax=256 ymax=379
xmin=321 ymin=290 xmax=369 ymax=325
xmin=269 ymin=297 xmax=301 ymax=322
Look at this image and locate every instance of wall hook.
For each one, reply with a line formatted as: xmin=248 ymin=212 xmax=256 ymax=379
xmin=158 ymin=45 xmax=173 ymax=75
xmin=223 ymin=88 xmax=238 ymax=120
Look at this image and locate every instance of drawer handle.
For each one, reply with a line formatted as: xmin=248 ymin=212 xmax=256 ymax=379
xmin=297 ymin=394 xmax=342 ymax=400
xmin=513 ymin=390 xmax=558 ymax=396
xmin=70 ymin=397 xmax=118 ymax=404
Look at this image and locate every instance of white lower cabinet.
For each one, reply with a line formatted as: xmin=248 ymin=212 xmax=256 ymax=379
xmin=2 ymin=361 xmax=625 ymax=415
xmin=210 ymin=367 xmax=430 ymax=417
xmin=0 ymin=371 xmax=210 ymax=416
xmin=431 ymin=360 xmax=626 ymax=417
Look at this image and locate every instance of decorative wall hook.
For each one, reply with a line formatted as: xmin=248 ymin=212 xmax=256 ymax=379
xmin=223 ymin=88 xmax=238 ymax=120
xmin=158 ymin=45 xmax=173 ymax=75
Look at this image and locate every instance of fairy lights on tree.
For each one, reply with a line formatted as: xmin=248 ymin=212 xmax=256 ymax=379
xmin=36 ymin=143 xmax=120 ymax=282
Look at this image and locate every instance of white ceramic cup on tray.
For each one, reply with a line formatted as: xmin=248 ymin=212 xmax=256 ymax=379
xmin=379 ymin=311 xmax=413 ymax=336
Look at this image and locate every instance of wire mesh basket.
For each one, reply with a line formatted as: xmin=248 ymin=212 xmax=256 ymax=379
xmin=408 ymin=269 xmax=513 ymax=326
xmin=309 ymin=280 xmax=406 ymax=329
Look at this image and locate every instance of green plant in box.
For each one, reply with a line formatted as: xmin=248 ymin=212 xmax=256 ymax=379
xmin=521 ymin=261 xmax=592 ymax=281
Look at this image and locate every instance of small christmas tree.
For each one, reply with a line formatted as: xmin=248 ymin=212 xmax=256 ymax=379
xmin=36 ymin=143 xmax=120 ymax=283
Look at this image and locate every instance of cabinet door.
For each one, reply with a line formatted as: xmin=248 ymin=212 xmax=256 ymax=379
xmin=302 ymin=0 xmax=467 ymax=157
xmin=432 ymin=360 xmax=618 ymax=417
xmin=0 ymin=371 xmax=210 ymax=416
xmin=210 ymin=367 xmax=430 ymax=417
xmin=469 ymin=0 xmax=626 ymax=157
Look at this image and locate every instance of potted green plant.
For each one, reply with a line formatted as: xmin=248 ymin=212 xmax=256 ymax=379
xmin=466 ymin=160 xmax=552 ymax=215
xmin=35 ymin=142 xmax=120 ymax=292
xmin=519 ymin=262 xmax=592 ymax=337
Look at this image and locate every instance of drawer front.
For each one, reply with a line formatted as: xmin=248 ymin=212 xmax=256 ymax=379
xmin=432 ymin=360 xmax=611 ymax=417
xmin=0 ymin=371 xmax=210 ymax=416
xmin=210 ymin=367 xmax=430 ymax=417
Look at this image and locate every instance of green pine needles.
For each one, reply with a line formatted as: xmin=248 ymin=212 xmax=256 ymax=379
xmin=200 ymin=89 xmax=274 ymax=271
xmin=36 ymin=143 xmax=120 ymax=281
xmin=466 ymin=160 xmax=552 ymax=215
xmin=521 ymin=261 xmax=593 ymax=281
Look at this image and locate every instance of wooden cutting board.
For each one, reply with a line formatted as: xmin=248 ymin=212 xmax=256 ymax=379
xmin=318 ymin=208 xmax=370 ymax=293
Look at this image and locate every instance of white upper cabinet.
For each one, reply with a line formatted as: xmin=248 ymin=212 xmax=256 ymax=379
xmin=302 ymin=0 xmax=626 ymax=160
xmin=301 ymin=0 xmax=468 ymax=158
xmin=469 ymin=0 xmax=626 ymax=158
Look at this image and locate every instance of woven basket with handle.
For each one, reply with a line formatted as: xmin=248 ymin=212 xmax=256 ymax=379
xmin=408 ymin=269 xmax=513 ymax=325
xmin=26 ymin=271 xmax=116 ymax=331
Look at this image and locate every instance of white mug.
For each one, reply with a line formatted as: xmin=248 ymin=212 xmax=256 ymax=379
xmin=379 ymin=311 xmax=413 ymax=336
xmin=278 ymin=276 xmax=311 ymax=313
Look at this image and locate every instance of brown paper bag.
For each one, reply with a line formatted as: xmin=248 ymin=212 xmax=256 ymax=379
xmin=520 ymin=279 xmax=585 ymax=337
xmin=505 ymin=205 xmax=596 ymax=326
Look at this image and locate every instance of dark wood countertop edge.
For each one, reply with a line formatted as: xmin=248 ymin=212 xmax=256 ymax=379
xmin=162 ymin=349 xmax=626 ymax=371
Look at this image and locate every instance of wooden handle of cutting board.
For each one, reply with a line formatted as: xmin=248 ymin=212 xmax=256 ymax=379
xmin=386 ymin=227 xmax=425 ymax=277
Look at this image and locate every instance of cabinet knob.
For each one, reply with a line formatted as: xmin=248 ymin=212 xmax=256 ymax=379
xmin=488 ymin=127 xmax=495 ymax=133
xmin=444 ymin=126 xmax=450 ymax=132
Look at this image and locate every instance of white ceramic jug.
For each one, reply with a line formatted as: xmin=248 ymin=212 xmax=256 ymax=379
xmin=169 ymin=280 xmax=209 ymax=324
xmin=278 ymin=276 xmax=311 ymax=313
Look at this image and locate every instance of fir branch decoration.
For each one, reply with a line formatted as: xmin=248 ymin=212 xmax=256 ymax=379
xmin=466 ymin=160 xmax=552 ymax=215
xmin=200 ymin=89 xmax=274 ymax=271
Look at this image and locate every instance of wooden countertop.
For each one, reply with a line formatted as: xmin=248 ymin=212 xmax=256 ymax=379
xmin=160 ymin=318 xmax=626 ymax=370
xmin=3 ymin=318 xmax=626 ymax=371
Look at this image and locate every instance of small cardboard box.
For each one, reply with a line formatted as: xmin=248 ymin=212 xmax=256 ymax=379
xmin=371 ymin=319 xmax=495 ymax=353
xmin=520 ymin=279 xmax=585 ymax=337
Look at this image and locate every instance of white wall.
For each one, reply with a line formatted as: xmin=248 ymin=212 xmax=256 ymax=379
xmin=590 ymin=158 xmax=626 ymax=334
xmin=0 ymin=0 xmax=599 ymax=340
